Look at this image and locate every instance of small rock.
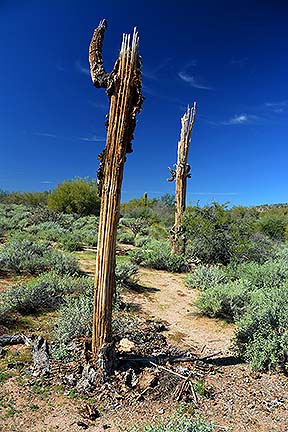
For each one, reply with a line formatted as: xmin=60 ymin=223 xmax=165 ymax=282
xmin=118 ymin=338 xmax=135 ymax=353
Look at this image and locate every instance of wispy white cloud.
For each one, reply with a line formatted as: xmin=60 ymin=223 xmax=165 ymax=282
xmin=178 ymin=72 xmax=213 ymax=90
xmin=33 ymin=132 xmax=58 ymax=138
xmin=224 ymin=114 xmax=249 ymax=125
xmin=265 ymin=100 xmax=287 ymax=113
xmin=32 ymin=131 xmax=105 ymax=142
xmin=79 ymin=135 xmax=105 ymax=142
xmin=40 ymin=181 xmax=54 ymax=184
xmin=75 ymin=60 xmax=90 ymax=75
xmin=222 ymin=113 xmax=261 ymax=126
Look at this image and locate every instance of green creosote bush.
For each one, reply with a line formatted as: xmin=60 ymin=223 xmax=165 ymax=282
xmin=0 ymin=271 xmax=93 ymax=316
xmin=148 ymin=223 xmax=169 ymax=240
xmin=115 ymin=261 xmax=139 ymax=287
xmin=129 ymin=412 xmax=214 ymax=432
xmin=185 ymin=265 xmax=229 ymax=290
xmin=134 ymin=235 xmax=150 ymax=247
xmin=0 ymin=239 xmax=79 ymax=275
xmin=234 ymin=286 xmax=288 ymax=372
xmin=48 ymin=178 xmax=100 ymax=216
xmin=196 ymin=279 xmax=253 ymax=322
xmin=183 ymin=203 xmax=277 ymax=265
xmin=257 ymin=213 xmax=288 ymax=241
xmin=119 ymin=217 xmax=149 ymax=236
xmin=59 ymin=233 xmax=82 ymax=252
xmin=129 ymin=240 xmax=185 ymax=273
xmin=117 ymin=229 xmax=135 ymax=245
xmin=226 ymin=258 xmax=288 ymax=290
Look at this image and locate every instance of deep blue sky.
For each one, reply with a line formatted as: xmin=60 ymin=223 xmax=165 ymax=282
xmin=0 ymin=0 xmax=287 ymax=206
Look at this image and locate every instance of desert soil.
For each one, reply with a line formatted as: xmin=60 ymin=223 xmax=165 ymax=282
xmin=1 ymin=260 xmax=288 ymax=431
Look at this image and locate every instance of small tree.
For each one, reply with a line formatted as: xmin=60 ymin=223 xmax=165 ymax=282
xmin=48 ymin=178 xmax=100 ymax=216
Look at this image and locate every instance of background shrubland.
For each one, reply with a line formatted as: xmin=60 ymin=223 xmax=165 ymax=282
xmin=1 ymin=179 xmax=288 ymax=373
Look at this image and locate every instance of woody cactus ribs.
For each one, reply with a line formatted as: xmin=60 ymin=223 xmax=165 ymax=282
xmin=89 ymin=19 xmax=143 ymax=375
xmin=169 ymin=103 xmax=196 ymax=255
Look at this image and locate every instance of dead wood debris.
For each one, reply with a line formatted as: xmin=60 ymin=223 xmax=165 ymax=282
xmin=0 ymin=320 xmax=217 ymax=421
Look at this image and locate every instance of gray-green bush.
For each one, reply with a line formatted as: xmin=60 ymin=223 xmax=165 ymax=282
xmin=0 ymin=271 xmax=92 ymax=316
xmin=129 ymin=412 xmax=214 ymax=432
xmin=129 ymin=240 xmax=185 ymax=272
xmin=234 ymin=286 xmax=288 ymax=372
xmin=196 ymin=279 xmax=252 ymax=321
xmin=185 ymin=265 xmax=228 ymax=290
xmin=115 ymin=261 xmax=138 ymax=287
xmin=0 ymin=239 xmax=79 ymax=275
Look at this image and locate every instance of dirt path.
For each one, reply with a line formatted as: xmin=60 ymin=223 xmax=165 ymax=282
xmin=122 ymin=267 xmax=288 ymax=432
xmin=129 ymin=268 xmax=235 ymax=356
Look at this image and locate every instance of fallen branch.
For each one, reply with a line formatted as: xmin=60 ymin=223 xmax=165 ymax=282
xmin=120 ymin=351 xmax=222 ymax=365
xmin=0 ymin=334 xmax=27 ymax=347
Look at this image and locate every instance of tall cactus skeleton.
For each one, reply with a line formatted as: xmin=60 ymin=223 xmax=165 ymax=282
xmin=169 ymin=103 xmax=196 ymax=255
xmin=89 ymin=19 xmax=143 ymax=374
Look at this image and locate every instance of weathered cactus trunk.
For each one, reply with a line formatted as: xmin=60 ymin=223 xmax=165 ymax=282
xmin=169 ymin=103 xmax=196 ymax=255
xmin=89 ymin=20 xmax=143 ymax=375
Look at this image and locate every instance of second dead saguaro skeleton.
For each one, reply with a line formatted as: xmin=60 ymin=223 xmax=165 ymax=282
xmin=168 ymin=103 xmax=196 ymax=255
xmin=89 ymin=19 xmax=143 ymax=374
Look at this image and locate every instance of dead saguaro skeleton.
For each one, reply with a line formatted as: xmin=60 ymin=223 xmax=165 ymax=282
xmin=168 ymin=103 xmax=196 ymax=255
xmin=89 ymin=19 xmax=143 ymax=373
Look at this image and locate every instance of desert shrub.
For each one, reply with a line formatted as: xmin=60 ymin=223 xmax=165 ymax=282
xmin=48 ymin=178 xmax=100 ymax=216
xmin=129 ymin=240 xmax=185 ymax=272
xmin=134 ymin=235 xmax=150 ymax=247
xmin=27 ymin=221 xmax=66 ymax=241
xmin=226 ymin=259 xmax=288 ymax=290
xmin=0 ymin=239 xmax=79 ymax=275
xmin=196 ymin=279 xmax=253 ymax=321
xmin=185 ymin=265 xmax=228 ymax=290
xmin=0 ymin=204 xmax=33 ymax=231
xmin=48 ymin=251 xmax=79 ymax=275
xmin=184 ymin=203 xmax=276 ymax=265
xmin=238 ymin=232 xmax=277 ymax=264
xmin=115 ymin=261 xmax=138 ymax=287
xmin=274 ymin=245 xmax=288 ymax=260
xmin=71 ymin=215 xmax=99 ymax=246
xmin=148 ymin=223 xmax=169 ymax=240
xmin=119 ymin=217 xmax=149 ymax=236
xmin=117 ymin=229 xmax=135 ymax=245
xmin=234 ymin=286 xmax=288 ymax=372
xmin=8 ymin=231 xmax=37 ymax=242
xmin=59 ymin=233 xmax=82 ymax=251
xmin=184 ymin=203 xmax=233 ymax=265
xmin=0 ymin=272 xmax=92 ymax=316
xmin=257 ymin=213 xmax=287 ymax=241
xmin=130 ymin=412 xmax=214 ymax=432
xmin=0 ymin=191 xmax=49 ymax=206
xmin=52 ymin=262 xmax=139 ymax=359
xmin=52 ymin=294 xmax=93 ymax=360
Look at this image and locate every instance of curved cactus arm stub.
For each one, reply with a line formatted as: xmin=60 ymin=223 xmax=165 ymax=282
xmin=89 ymin=19 xmax=110 ymax=88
